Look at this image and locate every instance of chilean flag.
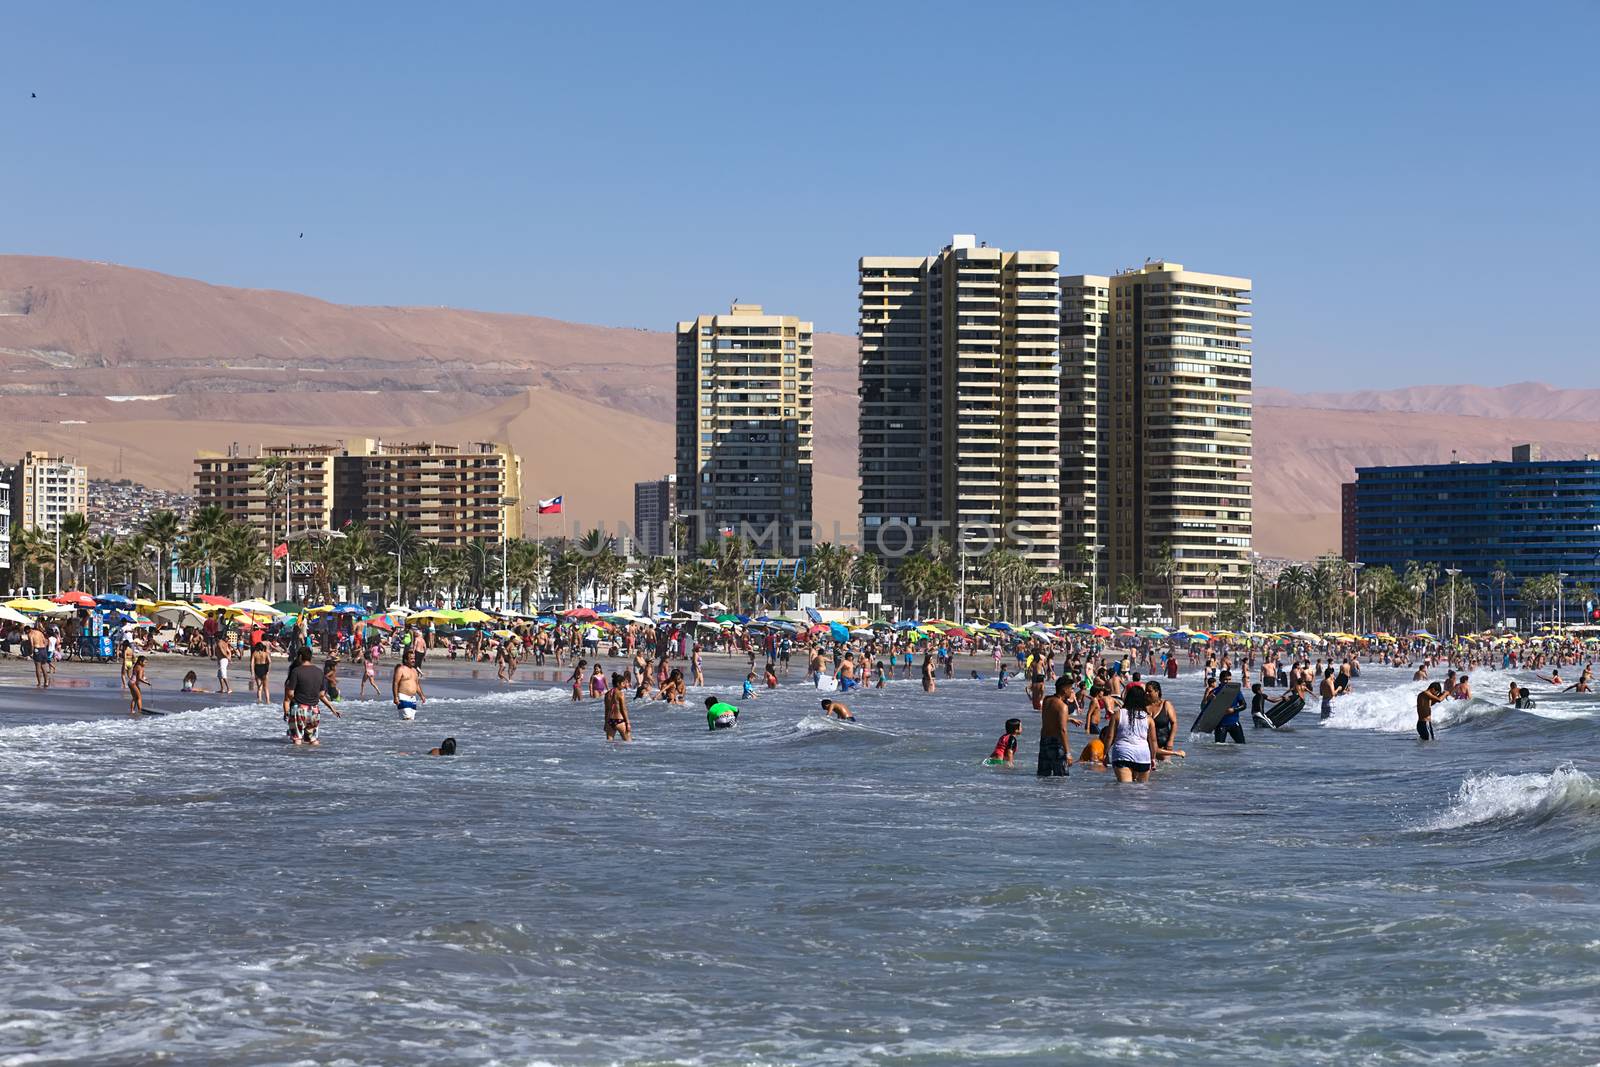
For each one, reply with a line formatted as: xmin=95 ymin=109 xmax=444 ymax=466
xmin=537 ymin=495 xmax=564 ymax=514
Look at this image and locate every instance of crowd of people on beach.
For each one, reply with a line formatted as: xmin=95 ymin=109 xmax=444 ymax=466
xmin=8 ymin=597 xmax=1598 ymax=774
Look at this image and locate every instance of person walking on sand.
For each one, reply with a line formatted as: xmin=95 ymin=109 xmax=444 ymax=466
xmin=215 ymin=635 xmax=234 ymax=695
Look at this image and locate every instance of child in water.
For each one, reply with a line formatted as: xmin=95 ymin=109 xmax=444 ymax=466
xmin=997 ymin=665 xmax=1010 ymax=690
xmin=742 ymin=672 xmax=757 ymax=699
xmin=989 ymin=718 xmax=1022 ymax=765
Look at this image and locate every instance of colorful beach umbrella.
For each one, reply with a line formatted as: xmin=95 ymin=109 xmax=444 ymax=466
xmin=51 ymin=591 xmax=96 ymax=607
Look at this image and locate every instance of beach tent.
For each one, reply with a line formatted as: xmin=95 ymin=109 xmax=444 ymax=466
xmin=231 ymin=599 xmax=285 ymax=617
xmin=152 ymin=603 xmax=206 ymax=628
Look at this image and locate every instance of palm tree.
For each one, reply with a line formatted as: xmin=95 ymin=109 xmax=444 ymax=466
xmin=139 ymin=509 xmax=182 ymax=599
xmin=1150 ymin=539 xmax=1177 ymax=625
xmin=58 ymin=512 xmax=91 ymax=589
xmin=185 ymin=504 xmax=231 ymax=596
xmin=1115 ymin=573 xmax=1142 ymax=622
xmin=327 ymin=522 xmax=375 ymax=601
xmin=1488 ymin=560 xmax=1509 ymax=626
xmin=852 ymin=552 xmax=883 ymax=614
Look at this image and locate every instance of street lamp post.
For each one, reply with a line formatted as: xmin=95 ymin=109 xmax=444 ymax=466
xmin=1249 ymin=550 xmax=1260 ymax=633
xmin=390 ymin=550 xmax=402 ymax=608
xmin=1351 ymin=561 xmax=1366 ymax=636
xmin=1556 ymin=570 xmax=1569 ymax=631
xmin=1445 ymin=568 xmax=1461 ymax=644
xmin=1089 ymin=543 xmax=1102 ymax=626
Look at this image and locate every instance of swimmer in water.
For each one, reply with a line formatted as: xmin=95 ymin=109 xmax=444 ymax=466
xmin=989 ymin=717 xmax=1022 ymax=765
xmin=820 ymin=698 xmax=854 ymax=721
xmin=428 ymin=738 xmax=457 ymax=756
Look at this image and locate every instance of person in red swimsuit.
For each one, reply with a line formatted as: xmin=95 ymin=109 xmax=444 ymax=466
xmin=990 ymin=718 xmax=1023 ymax=764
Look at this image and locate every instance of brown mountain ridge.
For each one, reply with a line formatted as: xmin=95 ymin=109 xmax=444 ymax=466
xmin=3 ymin=255 xmax=1593 ymax=560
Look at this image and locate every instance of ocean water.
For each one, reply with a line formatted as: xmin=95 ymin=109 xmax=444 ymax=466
xmin=2 ymin=665 xmax=1598 ymax=1065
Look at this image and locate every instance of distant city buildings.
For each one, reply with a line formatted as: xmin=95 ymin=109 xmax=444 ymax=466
xmin=633 ymin=474 xmax=676 ymax=558
xmin=8 ymin=451 xmax=89 ymax=534
xmin=194 ymin=438 xmax=522 ymax=546
xmin=1351 ymin=443 xmax=1600 ymax=625
xmin=89 ymin=479 xmax=194 ymax=537
xmin=675 ymin=303 xmax=813 ymax=555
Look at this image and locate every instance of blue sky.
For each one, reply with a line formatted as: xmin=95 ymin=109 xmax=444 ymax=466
xmin=8 ymin=2 xmax=1597 ymax=387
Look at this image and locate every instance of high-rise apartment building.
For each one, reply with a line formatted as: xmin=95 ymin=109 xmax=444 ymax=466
xmin=1059 ymin=275 xmax=1108 ymax=584
xmin=0 ymin=477 xmax=11 ymax=571
xmin=194 ymin=439 xmax=522 ymax=546
xmin=675 ymin=303 xmax=813 ymax=555
xmin=333 ymin=439 xmax=522 ymax=544
xmin=633 ymin=475 xmax=677 ymax=558
xmin=193 ymin=444 xmax=340 ymax=538
xmin=9 ymin=451 xmax=90 ymax=533
xmin=1103 ymin=261 xmax=1252 ymax=626
xmin=859 ymin=236 xmax=1062 ymax=600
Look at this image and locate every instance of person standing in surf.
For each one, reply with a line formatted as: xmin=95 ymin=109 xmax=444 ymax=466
xmin=1416 ymin=682 xmax=1447 ymax=740
xmin=283 ymin=648 xmax=339 ymax=745
xmin=1037 ymin=678 xmax=1077 ymax=778
xmin=392 ymin=649 xmax=426 ymax=721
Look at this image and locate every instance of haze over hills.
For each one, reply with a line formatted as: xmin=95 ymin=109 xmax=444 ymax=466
xmin=3 ymin=255 xmax=1595 ymax=560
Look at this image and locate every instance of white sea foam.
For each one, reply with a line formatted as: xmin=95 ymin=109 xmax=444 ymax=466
xmin=1425 ymin=765 xmax=1600 ymax=830
xmin=1321 ymin=670 xmax=1512 ymax=732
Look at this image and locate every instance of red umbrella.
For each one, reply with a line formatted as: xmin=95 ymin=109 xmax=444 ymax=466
xmin=1091 ymin=625 xmax=1113 ymax=637
xmin=52 ymin=591 xmax=97 ymax=607
xmin=562 ymin=607 xmax=599 ymax=621
xmin=198 ymin=594 xmax=233 ymax=606
xmin=944 ymin=625 xmax=970 ymax=638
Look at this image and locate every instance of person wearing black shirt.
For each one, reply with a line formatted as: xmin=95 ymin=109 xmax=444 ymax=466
xmin=282 ymin=647 xmax=339 ymax=746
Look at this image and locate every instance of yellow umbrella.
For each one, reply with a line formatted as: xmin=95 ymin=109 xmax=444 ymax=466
xmin=5 ymin=598 xmax=58 ymax=613
xmin=458 ymin=609 xmax=496 ymax=625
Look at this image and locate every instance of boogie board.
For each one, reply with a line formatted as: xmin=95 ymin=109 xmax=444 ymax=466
xmin=1263 ymin=695 xmax=1305 ymax=729
xmin=1190 ymin=681 xmax=1242 ymax=735
xmin=815 ymin=674 xmax=838 ymax=693
xmin=982 ymin=756 xmax=1012 ymax=767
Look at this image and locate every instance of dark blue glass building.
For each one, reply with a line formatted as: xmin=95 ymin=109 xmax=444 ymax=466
xmin=1351 ymin=446 xmax=1600 ymax=625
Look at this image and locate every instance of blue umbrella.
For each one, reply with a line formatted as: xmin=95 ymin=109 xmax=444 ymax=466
xmin=804 ymin=607 xmax=824 ymax=624
xmin=828 ymin=621 xmax=850 ymax=643
xmin=894 ymin=620 xmax=920 ymax=630
xmin=96 ymin=593 xmax=134 ymax=607
xmin=991 ymin=621 xmax=1013 ymax=631
xmin=332 ymin=603 xmax=365 ymax=615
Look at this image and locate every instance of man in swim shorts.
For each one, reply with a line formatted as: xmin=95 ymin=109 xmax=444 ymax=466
xmin=392 ymin=649 xmax=426 ymax=721
xmin=1037 ymin=677 xmax=1076 ymax=777
xmin=283 ymin=648 xmax=339 ymax=745
xmin=1416 ymin=682 xmax=1447 ymax=740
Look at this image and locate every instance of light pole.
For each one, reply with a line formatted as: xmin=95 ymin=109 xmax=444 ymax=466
xmin=1249 ymin=550 xmax=1260 ymax=633
xmin=500 ymin=496 xmax=519 ymax=613
xmin=53 ymin=521 xmax=61 ymax=596
xmin=1351 ymin=561 xmax=1365 ymax=636
xmin=283 ymin=473 xmax=303 ymax=605
xmin=1445 ymin=567 xmax=1461 ymax=644
xmin=1089 ymin=543 xmax=1102 ymax=626
xmin=1557 ymin=570 xmax=1569 ymax=631
xmin=351 ymin=560 xmax=363 ymax=604
xmin=423 ymin=564 xmax=438 ymax=609
xmin=389 ymin=550 xmax=402 ymax=608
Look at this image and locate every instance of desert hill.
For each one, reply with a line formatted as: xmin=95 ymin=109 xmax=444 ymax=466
xmin=4 ymin=255 xmax=1595 ymax=560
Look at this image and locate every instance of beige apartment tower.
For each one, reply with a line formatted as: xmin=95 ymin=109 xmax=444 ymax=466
xmin=194 ymin=440 xmax=522 ymax=547
xmin=9 ymin=451 xmax=90 ymax=533
xmin=1103 ymin=261 xmax=1252 ymax=627
xmin=675 ymin=304 xmax=813 ymax=555
xmin=860 ymin=235 xmax=1062 ymax=606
